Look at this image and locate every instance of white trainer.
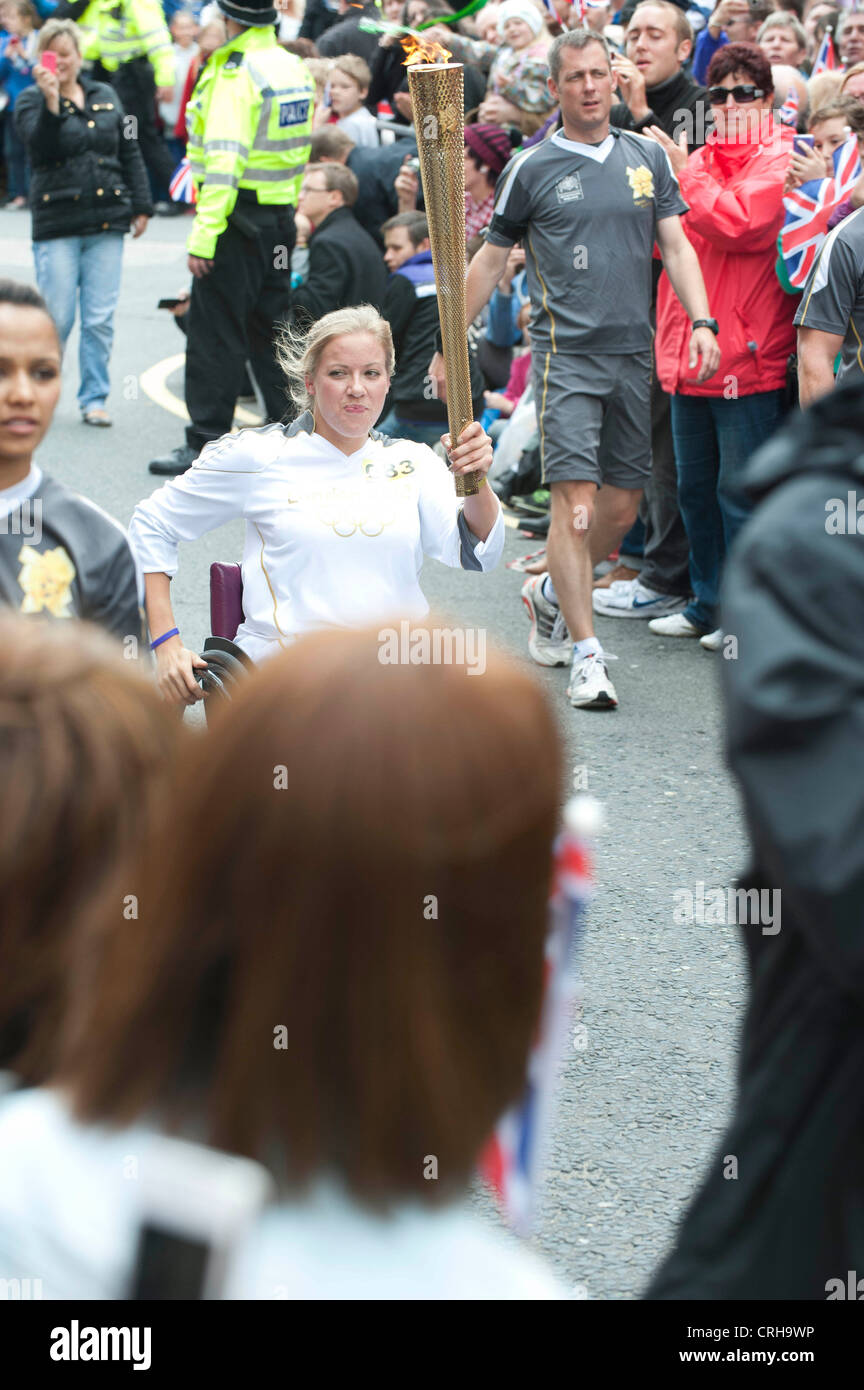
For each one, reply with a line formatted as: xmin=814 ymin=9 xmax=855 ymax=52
xmin=567 ymin=651 xmax=618 ymax=709
xmin=700 ymin=628 xmax=724 ymax=651
xmin=648 ymin=612 xmax=704 ymax=638
xmin=593 ymin=578 xmax=687 ymax=620
xmin=521 ymin=574 xmax=571 ymax=666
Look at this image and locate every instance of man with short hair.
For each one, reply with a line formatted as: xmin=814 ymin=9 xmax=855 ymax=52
xmin=611 ymin=1 xmax=711 ymax=145
xmin=593 ymin=0 xmax=712 ymax=619
xmin=310 ymin=127 xmax=417 ymax=248
xmin=837 ymin=9 xmax=864 ymax=68
xmin=290 ymin=163 xmax=387 ymax=326
xmin=442 ymin=30 xmax=720 ymax=710
xmin=795 ymin=206 xmax=864 ymax=405
xmin=379 ymin=213 xmax=484 ymax=446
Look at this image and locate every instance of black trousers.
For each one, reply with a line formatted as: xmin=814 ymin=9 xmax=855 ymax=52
xmin=638 ymin=376 xmax=692 ymax=598
xmin=103 ymin=57 xmax=177 ymax=192
xmin=185 ymin=205 xmax=295 ymax=452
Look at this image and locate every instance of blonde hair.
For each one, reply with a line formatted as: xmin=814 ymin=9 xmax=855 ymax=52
xmin=332 ymin=53 xmax=372 ymax=90
xmin=37 ymin=17 xmax=81 ymax=53
xmin=808 ymin=70 xmax=844 ymax=112
xmin=839 ymin=62 xmax=864 ymax=95
xmin=276 ymin=305 xmax=395 ymax=413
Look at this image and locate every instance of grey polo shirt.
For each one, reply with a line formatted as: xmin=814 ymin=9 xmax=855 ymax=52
xmin=486 ymin=127 xmax=688 ymax=358
xmin=794 ymin=206 xmax=864 ymax=388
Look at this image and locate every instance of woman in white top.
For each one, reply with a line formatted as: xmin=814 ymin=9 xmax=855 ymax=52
xmin=0 ymin=624 xmax=566 ymax=1299
xmin=130 ymin=303 xmax=503 ymax=707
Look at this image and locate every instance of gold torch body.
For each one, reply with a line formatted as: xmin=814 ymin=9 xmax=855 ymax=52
xmin=406 ymin=62 xmax=482 ymax=496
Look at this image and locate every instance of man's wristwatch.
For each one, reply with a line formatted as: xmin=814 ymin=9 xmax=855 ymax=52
xmin=692 ymin=318 xmax=720 ymax=335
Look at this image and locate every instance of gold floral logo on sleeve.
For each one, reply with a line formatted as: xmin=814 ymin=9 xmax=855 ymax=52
xmin=626 ymin=165 xmax=655 ymax=205
xmin=17 ymin=544 xmax=76 ymax=617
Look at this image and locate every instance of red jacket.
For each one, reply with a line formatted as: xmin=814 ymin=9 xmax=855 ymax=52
xmin=656 ymin=129 xmax=797 ymax=397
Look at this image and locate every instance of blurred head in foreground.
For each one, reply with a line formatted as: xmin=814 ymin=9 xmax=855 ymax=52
xmin=0 ymin=614 xmax=183 ymax=1085
xmin=60 ymin=623 xmax=562 ymax=1207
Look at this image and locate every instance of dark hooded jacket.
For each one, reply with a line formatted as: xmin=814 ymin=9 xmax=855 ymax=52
xmin=647 ymin=379 xmax=864 ymax=1300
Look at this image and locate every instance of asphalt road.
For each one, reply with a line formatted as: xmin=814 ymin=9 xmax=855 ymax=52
xmin=1 ymin=209 xmax=748 ymax=1299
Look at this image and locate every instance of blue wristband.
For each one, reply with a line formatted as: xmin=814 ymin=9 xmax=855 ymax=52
xmin=150 ymin=627 xmax=180 ymax=651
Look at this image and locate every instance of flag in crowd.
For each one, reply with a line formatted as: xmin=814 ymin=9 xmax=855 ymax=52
xmin=811 ymin=28 xmax=839 ymax=76
xmin=780 ymin=133 xmax=863 ymax=287
xmin=479 ymin=798 xmax=598 ymax=1234
xmin=169 ymin=157 xmax=197 ymax=205
xmin=778 ymin=84 xmax=799 ymax=128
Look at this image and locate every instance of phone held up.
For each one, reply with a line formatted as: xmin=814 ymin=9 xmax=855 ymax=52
xmin=41 ymin=50 xmax=57 ymax=75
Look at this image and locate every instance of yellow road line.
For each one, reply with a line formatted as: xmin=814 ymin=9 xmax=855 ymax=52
xmin=139 ymin=353 xmax=262 ymax=427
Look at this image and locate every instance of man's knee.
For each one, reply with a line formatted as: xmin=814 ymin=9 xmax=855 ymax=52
xmin=550 ymin=481 xmax=597 ymax=541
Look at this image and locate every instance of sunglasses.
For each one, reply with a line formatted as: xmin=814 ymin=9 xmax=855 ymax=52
xmin=708 ymin=84 xmax=766 ymax=105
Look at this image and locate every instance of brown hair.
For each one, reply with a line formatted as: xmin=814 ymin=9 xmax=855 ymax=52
xmin=0 ymin=614 xmax=183 ymax=1085
xmin=60 ymin=625 xmax=562 ymax=1208
xmin=309 ymin=127 xmax=354 ymax=162
xmin=707 ymin=41 xmax=773 ymax=94
xmin=809 ymin=97 xmax=864 ymax=136
xmin=304 ymin=160 xmax=358 ymax=207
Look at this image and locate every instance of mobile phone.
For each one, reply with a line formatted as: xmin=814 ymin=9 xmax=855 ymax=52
xmin=793 ymin=133 xmax=815 ymax=156
xmin=157 ymin=297 xmax=185 ymax=310
xmin=127 ymin=1136 xmax=273 ymax=1300
xmin=41 ymin=50 xmax=57 ymax=75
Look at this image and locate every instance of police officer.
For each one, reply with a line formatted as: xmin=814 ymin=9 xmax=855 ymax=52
xmin=55 ymin=0 xmax=177 ymax=193
xmin=148 ymin=0 xmax=314 ymax=476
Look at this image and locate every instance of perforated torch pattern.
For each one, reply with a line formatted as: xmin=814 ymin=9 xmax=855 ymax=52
xmin=407 ymin=63 xmax=482 ymax=497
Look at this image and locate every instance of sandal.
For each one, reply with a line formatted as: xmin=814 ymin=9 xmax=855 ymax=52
xmin=82 ymin=408 xmax=112 ymax=427
xmin=506 ymin=547 xmax=547 ymax=573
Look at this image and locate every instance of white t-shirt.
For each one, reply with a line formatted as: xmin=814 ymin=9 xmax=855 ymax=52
xmin=129 ymin=415 xmax=504 ymax=662
xmin=336 ymin=105 xmax=379 ymax=148
xmin=0 ymin=1089 xmax=564 ymax=1300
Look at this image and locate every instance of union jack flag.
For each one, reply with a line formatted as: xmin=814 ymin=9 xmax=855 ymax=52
xmin=478 ymin=797 xmax=598 ymax=1233
xmin=811 ymin=29 xmax=839 ymax=76
xmin=778 ymin=84 xmax=799 ymax=128
xmin=780 ymin=134 xmax=862 ymax=288
xmin=169 ymin=157 xmax=197 ymax=206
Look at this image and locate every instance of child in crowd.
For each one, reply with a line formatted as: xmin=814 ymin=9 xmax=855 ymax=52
xmin=479 ymin=0 xmax=555 ymax=135
xmin=328 ymin=54 xmax=378 ymax=147
xmin=0 ymin=0 xmax=38 ymax=207
xmin=786 ymin=97 xmax=864 ymax=187
xmin=159 ymin=8 xmax=198 ymax=169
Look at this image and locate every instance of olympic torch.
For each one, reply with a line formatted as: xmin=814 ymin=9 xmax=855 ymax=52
xmin=404 ymin=43 xmax=482 ymax=497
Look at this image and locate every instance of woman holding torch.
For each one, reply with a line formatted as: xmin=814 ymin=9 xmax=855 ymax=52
xmin=129 ymin=305 xmax=502 ymax=706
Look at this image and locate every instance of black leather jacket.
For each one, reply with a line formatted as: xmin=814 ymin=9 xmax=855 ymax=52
xmin=15 ymin=75 xmax=152 ymax=242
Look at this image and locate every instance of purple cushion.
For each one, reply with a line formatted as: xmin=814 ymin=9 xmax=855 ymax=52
xmin=210 ymin=562 xmax=243 ymax=641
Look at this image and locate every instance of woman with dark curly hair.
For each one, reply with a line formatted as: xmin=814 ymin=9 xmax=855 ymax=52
xmin=648 ymin=42 xmax=797 ymax=648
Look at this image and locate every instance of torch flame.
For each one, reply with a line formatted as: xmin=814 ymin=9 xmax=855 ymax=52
xmin=400 ymin=32 xmax=452 ymax=66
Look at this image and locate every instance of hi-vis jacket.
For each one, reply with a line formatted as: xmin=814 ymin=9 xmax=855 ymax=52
xmin=185 ymin=25 xmax=314 ymax=260
xmin=74 ymin=0 xmax=175 ymax=87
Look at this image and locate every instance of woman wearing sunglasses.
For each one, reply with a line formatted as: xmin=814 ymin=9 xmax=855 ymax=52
xmin=646 ymin=44 xmax=797 ymax=648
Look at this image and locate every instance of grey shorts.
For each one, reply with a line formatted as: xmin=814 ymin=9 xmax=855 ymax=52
xmin=533 ymin=350 xmax=653 ymax=489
